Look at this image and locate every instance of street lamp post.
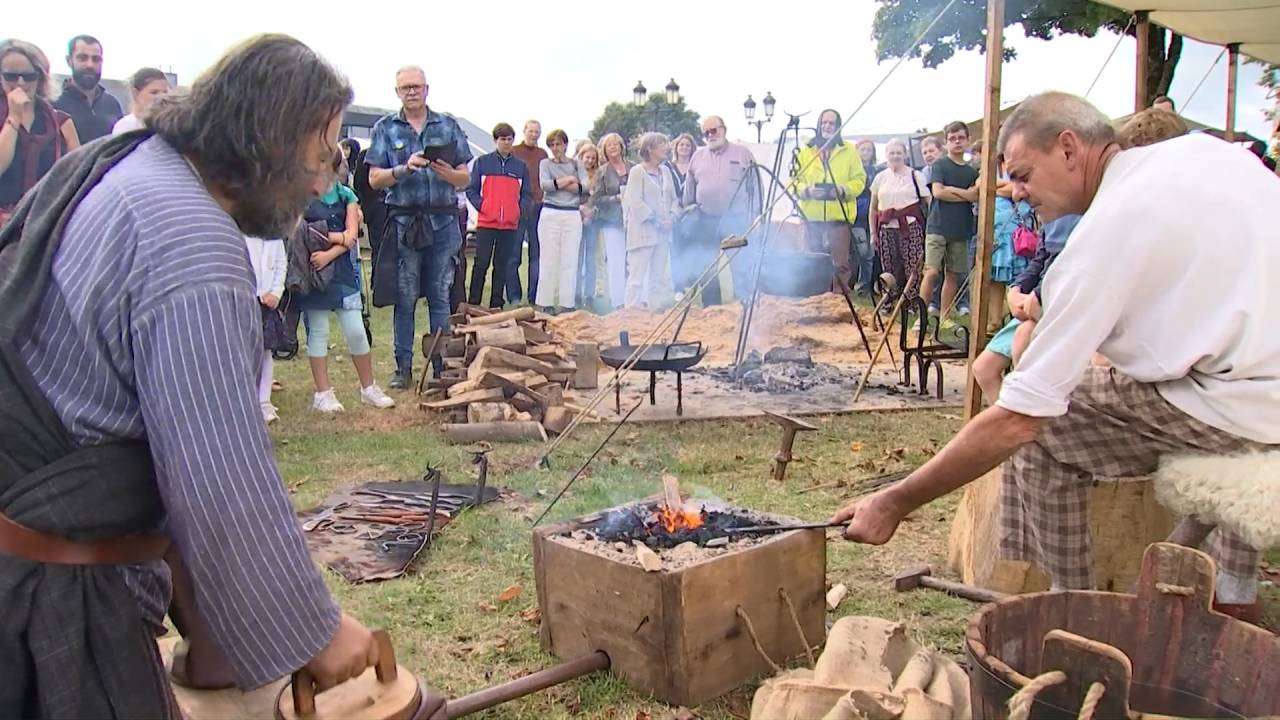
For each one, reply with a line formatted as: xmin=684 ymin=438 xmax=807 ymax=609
xmin=743 ymin=91 xmax=776 ymax=143
xmin=633 ymin=78 xmax=681 ymax=132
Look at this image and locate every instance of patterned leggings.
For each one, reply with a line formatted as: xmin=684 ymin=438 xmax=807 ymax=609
xmin=876 ymin=221 xmax=924 ymax=300
xmin=1001 ymin=366 xmax=1264 ymax=599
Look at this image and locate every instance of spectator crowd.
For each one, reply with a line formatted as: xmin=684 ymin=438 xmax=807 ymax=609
xmin=4 ymin=34 xmax=1277 ymax=428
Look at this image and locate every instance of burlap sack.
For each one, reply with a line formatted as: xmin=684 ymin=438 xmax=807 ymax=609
xmin=751 ymin=617 xmax=970 ymax=720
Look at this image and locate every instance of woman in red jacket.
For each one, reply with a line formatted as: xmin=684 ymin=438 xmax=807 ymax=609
xmin=466 ymin=122 xmax=533 ymax=308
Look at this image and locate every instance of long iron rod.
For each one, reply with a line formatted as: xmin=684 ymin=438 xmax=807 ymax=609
xmin=726 ymin=521 xmax=849 ymax=535
xmin=446 ymin=651 xmax=611 ymax=718
xmin=532 ymin=398 xmax=644 ymax=526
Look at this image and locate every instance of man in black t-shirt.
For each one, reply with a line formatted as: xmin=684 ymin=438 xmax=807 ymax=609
xmin=921 ymin=120 xmax=978 ymax=320
xmin=53 ymin=35 xmax=123 ymax=143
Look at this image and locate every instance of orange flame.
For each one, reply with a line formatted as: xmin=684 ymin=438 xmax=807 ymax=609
xmin=653 ymin=505 xmax=705 ymax=533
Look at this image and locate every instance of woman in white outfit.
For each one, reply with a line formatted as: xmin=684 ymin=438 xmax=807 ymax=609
xmin=245 ymin=235 xmax=287 ymax=424
xmin=594 ymin=133 xmax=630 ymax=309
xmin=622 ymin=133 xmax=678 ymax=309
xmin=535 ymin=128 xmax=589 ymax=312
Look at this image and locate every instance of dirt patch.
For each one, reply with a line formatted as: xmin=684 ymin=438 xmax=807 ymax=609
xmin=347 ymin=405 xmax=434 ymax=433
xmin=548 ymin=294 xmax=885 ymax=367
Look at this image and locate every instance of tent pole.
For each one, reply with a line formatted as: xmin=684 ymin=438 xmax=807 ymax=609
xmin=1226 ymin=43 xmax=1240 ymax=143
xmin=963 ymin=0 xmax=1005 ymax=420
xmin=1135 ymin=11 xmax=1150 ymax=112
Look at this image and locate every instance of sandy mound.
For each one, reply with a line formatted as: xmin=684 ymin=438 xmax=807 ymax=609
xmin=548 ymin=294 xmax=884 ymax=367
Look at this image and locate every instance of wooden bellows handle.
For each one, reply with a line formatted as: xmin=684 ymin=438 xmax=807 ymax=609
xmin=291 ymin=629 xmax=397 ymax=717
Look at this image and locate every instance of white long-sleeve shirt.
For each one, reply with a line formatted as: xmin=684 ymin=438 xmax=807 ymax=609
xmin=244 ymin=236 xmax=286 ymax=297
xmin=998 ymin=134 xmax=1280 ymax=444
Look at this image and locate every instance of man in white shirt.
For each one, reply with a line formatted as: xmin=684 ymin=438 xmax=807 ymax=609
xmin=833 ymin=92 xmax=1279 ymax=618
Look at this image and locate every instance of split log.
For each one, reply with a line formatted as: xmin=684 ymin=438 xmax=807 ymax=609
xmin=480 ymin=371 xmax=549 ymax=407
xmin=527 ymin=346 xmax=564 ymax=362
xmin=474 ymin=324 xmax=527 ymax=352
xmin=542 ymin=407 xmax=573 ymax=435
xmin=456 ymin=319 xmax=515 ymax=334
xmin=521 ymin=323 xmax=553 ymax=344
xmin=441 ymin=338 xmax=468 ymax=358
xmin=444 ymin=358 xmax=466 ymax=371
xmin=533 ymin=383 xmax=564 ymax=407
xmin=467 ymin=307 xmax=536 ymax=327
xmin=467 ymin=346 xmax=558 ymax=381
xmin=477 ymin=370 xmax=546 ymax=389
xmin=509 ymin=396 xmax=544 ymax=420
xmin=563 ymin=402 xmax=601 ymax=420
xmin=443 ymin=421 xmax=547 ymax=444
xmin=422 ymin=387 xmax=504 ymax=409
xmin=461 ymin=303 xmax=494 ymax=317
xmin=662 ymin=473 xmax=683 ymax=511
xmin=573 ymin=343 xmax=600 ymax=390
xmin=467 ymin=402 xmax=517 ymax=424
xmin=826 ymin=583 xmax=849 ymax=610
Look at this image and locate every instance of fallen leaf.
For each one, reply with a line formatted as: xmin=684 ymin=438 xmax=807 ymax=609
xmin=477 ymin=601 xmax=497 ymax=612
xmin=494 ymin=637 xmax=511 ymax=651
xmin=497 ymin=584 xmax=523 ymax=602
xmin=671 ymin=708 xmax=698 ymax=720
xmin=519 ymin=607 xmax=542 ymax=624
xmin=635 ymin=713 xmax=652 ymax=720
xmin=848 ymin=441 xmax=864 ymax=453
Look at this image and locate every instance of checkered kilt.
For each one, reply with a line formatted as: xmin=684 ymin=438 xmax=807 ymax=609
xmin=1000 ymin=366 xmax=1267 ymax=589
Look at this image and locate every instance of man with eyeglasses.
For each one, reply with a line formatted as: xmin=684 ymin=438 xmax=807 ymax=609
xmin=681 ymin=116 xmax=760 ymax=305
xmin=366 ymin=65 xmax=473 ymax=390
xmin=53 ymin=34 xmax=122 ymax=143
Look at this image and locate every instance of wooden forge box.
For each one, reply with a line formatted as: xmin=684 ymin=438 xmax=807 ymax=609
xmin=532 ymin=502 xmax=826 ymax=707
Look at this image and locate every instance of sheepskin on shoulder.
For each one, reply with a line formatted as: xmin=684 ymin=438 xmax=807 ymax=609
xmin=1156 ymin=451 xmax=1280 ymax=551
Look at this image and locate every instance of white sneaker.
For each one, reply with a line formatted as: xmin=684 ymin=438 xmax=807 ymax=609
xmin=360 ymin=384 xmax=396 ymax=409
xmin=260 ymin=402 xmax=279 ymax=425
xmin=312 ymin=389 xmax=345 ymax=414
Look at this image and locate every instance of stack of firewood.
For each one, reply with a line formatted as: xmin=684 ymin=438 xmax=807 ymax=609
xmin=418 ymin=305 xmax=602 ymax=443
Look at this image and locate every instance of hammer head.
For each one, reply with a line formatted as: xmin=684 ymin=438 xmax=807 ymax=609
xmin=893 ymin=565 xmax=933 ymax=592
xmin=762 ymin=409 xmax=818 ymax=432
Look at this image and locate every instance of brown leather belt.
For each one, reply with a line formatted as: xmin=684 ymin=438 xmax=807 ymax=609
xmin=0 ymin=512 xmax=169 ymax=565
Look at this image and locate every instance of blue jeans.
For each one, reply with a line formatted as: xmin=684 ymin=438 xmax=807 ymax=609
xmin=394 ymin=220 xmax=463 ymax=373
xmin=507 ymin=203 xmax=542 ymax=303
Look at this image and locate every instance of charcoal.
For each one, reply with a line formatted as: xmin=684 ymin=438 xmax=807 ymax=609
xmin=567 ymin=503 xmax=777 ymax=549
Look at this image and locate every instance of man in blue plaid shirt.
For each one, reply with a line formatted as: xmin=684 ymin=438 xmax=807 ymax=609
xmin=365 ymin=65 xmax=472 ymax=389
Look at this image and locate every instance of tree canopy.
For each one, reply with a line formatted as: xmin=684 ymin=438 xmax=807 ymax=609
xmin=872 ymin=0 xmax=1182 ymax=106
xmin=589 ymin=96 xmax=702 ymax=155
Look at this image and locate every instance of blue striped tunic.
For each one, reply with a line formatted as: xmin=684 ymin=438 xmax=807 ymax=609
xmin=17 ymin=136 xmax=339 ymax=689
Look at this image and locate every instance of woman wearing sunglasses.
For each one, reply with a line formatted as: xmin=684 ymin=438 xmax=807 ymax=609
xmin=0 ymin=39 xmax=80 ymax=223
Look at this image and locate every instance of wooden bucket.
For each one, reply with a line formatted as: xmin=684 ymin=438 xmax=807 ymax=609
xmin=965 ymin=543 xmax=1280 ymax=719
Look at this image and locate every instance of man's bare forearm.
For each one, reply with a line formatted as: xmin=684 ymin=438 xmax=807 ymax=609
xmin=884 ymin=406 xmax=1043 ymax=512
xmin=369 ymin=166 xmax=397 ymax=190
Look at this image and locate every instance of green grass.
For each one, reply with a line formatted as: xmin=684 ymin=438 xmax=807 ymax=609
xmin=271 ymin=292 xmax=1277 ymax=718
xmin=270 ymin=298 xmax=972 ymax=718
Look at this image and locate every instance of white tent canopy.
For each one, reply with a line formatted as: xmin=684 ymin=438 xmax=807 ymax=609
xmin=1098 ymin=1 xmax=1280 ymax=65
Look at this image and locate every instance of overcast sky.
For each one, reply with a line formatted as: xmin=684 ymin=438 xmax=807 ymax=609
xmin=11 ymin=0 xmax=1272 ymax=145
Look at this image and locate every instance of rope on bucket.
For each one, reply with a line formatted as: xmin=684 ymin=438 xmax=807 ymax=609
xmin=1008 ymin=670 xmax=1108 ymax=720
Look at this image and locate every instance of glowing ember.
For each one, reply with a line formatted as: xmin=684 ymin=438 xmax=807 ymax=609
xmin=649 ymin=473 xmax=706 ymax=534
xmin=652 ymin=505 xmax=706 ymax=534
